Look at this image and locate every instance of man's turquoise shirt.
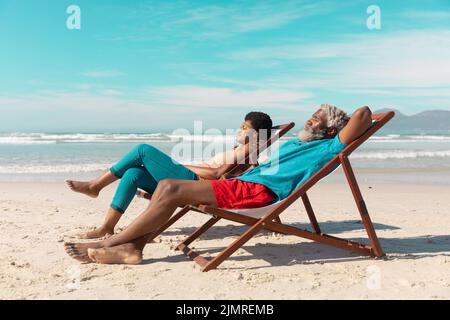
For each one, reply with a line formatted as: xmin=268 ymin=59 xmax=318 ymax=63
xmin=236 ymin=134 xmax=348 ymax=201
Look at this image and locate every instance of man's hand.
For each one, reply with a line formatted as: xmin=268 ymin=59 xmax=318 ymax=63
xmin=338 ymin=106 xmax=372 ymax=145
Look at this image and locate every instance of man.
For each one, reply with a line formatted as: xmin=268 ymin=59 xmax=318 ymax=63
xmin=65 ymin=104 xmax=372 ymax=265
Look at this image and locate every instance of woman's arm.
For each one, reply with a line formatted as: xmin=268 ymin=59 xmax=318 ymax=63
xmin=185 ymin=163 xmax=238 ymax=180
xmin=220 ymin=163 xmax=256 ymax=180
xmin=186 ymin=142 xmax=256 ymax=180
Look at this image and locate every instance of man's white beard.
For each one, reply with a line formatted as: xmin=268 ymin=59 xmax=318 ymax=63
xmin=298 ymin=125 xmax=327 ymax=142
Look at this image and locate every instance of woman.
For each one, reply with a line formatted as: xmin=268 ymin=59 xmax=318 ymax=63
xmin=66 ymin=111 xmax=273 ymax=239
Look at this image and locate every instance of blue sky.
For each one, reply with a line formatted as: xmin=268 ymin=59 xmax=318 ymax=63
xmin=0 ymin=0 xmax=449 ymax=132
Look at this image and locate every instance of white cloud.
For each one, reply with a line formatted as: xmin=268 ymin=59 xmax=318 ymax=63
xmin=222 ymin=30 xmax=450 ymax=89
xmin=0 ymin=91 xmax=147 ymax=113
xmin=0 ymin=85 xmax=313 ymax=115
xmin=173 ymin=1 xmax=329 ymax=35
xmin=0 ymin=87 xmax=314 ymax=131
xmin=147 ymin=86 xmax=312 ymax=109
xmin=114 ymin=0 xmax=340 ymax=41
xmin=336 ymin=88 xmax=450 ymax=98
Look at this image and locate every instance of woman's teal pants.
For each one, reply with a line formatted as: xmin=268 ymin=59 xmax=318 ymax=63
xmin=109 ymin=144 xmax=198 ymax=213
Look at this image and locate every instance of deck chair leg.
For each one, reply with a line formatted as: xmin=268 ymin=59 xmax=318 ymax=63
xmin=340 ymin=155 xmax=385 ymax=257
xmin=273 ymin=216 xmax=282 ymax=224
xmin=203 ymin=221 xmax=265 ymax=272
xmin=146 ymin=206 xmax=191 ymax=243
xmin=301 ymin=193 xmax=321 ymax=234
xmin=176 ymin=215 xmax=221 ymax=250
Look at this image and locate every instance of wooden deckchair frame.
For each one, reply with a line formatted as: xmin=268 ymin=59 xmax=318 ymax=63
xmin=160 ymin=111 xmax=395 ymax=272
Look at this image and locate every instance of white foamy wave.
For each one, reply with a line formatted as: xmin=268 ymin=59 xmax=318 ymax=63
xmin=0 ymin=133 xmax=176 ymax=144
xmin=368 ymin=139 xmax=450 ymax=143
xmin=0 ymin=132 xmax=243 ymax=145
xmin=370 ymin=135 xmax=450 ymax=142
xmin=352 ymin=150 xmax=450 ymax=160
xmin=4 ymin=132 xmax=449 ymax=145
xmin=407 ymin=135 xmax=450 ymax=140
xmin=0 ymin=163 xmax=111 ymax=174
xmin=370 ymin=134 xmax=401 ymax=140
xmin=0 ymin=137 xmax=56 ymax=145
xmin=0 ymin=132 xmax=277 ymax=145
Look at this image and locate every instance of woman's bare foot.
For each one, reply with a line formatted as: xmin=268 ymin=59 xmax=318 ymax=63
xmin=65 ymin=180 xmax=99 ymax=198
xmin=78 ymin=226 xmax=114 ymax=239
xmin=64 ymin=241 xmax=104 ymax=263
xmin=87 ymin=243 xmax=143 ymax=265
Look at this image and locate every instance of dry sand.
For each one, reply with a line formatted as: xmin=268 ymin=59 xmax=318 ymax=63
xmin=0 ymin=178 xmax=449 ymax=299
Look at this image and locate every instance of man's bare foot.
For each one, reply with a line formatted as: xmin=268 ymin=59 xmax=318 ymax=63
xmin=64 ymin=241 xmax=104 ymax=263
xmin=66 ymin=180 xmax=99 ymax=198
xmin=87 ymin=243 xmax=143 ymax=265
xmin=78 ymin=226 xmax=114 ymax=239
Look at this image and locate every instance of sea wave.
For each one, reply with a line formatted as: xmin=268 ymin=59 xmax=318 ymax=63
xmin=0 ymin=133 xmax=176 ymax=144
xmin=0 ymin=160 xmax=203 ymax=174
xmin=0 ymin=132 xmax=450 ymax=145
xmin=352 ymin=150 xmax=450 ymax=159
xmin=0 ymin=163 xmax=112 ymax=174
xmin=1 ymin=132 xmax=450 ymax=145
xmin=0 ymin=132 xmax=239 ymax=144
xmin=369 ymin=134 xmax=401 ymax=140
xmin=369 ymin=135 xmax=450 ymax=142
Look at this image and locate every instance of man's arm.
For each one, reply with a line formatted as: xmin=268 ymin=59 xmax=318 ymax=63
xmin=338 ymin=106 xmax=373 ymax=145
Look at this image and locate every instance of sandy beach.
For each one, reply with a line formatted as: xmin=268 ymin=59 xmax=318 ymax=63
xmin=1 ymin=174 xmax=449 ymax=300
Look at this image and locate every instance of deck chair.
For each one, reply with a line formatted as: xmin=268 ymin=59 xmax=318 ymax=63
xmin=135 ymin=122 xmax=295 ymax=201
xmin=160 ymin=111 xmax=395 ymax=271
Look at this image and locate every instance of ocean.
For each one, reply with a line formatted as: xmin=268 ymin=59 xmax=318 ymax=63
xmin=1 ymin=132 xmax=449 ymax=184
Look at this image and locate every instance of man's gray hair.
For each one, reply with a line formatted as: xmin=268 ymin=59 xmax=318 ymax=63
xmin=320 ymin=104 xmax=350 ymax=132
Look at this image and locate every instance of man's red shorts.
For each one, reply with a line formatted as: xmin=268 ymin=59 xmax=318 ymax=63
xmin=209 ymin=179 xmax=276 ymax=209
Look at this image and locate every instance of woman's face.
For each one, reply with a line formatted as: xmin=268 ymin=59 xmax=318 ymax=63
xmin=236 ymin=120 xmax=256 ymax=144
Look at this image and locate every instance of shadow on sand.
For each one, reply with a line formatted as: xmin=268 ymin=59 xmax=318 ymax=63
xmin=141 ymin=221 xmax=450 ymax=268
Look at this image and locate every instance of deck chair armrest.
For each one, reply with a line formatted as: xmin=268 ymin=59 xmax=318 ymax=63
xmin=371 ymin=112 xmax=392 ymax=121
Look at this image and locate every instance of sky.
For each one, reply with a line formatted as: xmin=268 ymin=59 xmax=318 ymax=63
xmin=0 ymin=0 xmax=449 ymax=133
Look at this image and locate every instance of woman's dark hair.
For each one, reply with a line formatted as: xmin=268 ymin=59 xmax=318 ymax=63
xmin=245 ymin=111 xmax=273 ymax=138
